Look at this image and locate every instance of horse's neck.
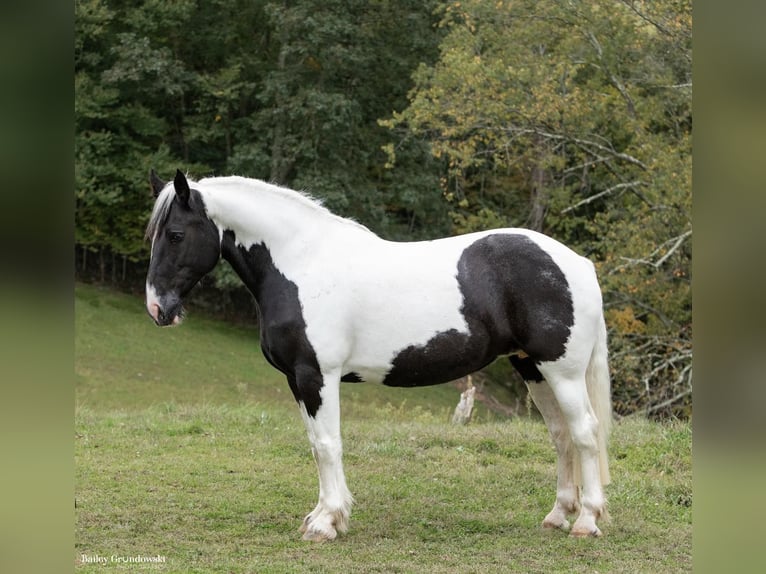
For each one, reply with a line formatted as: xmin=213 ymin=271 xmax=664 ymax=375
xmin=200 ymin=179 xmax=332 ymax=252
xmin=200 ymin=178 xmax=370 ymax=302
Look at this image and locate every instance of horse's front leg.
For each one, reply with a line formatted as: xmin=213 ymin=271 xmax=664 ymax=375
xmin=292 ymin=368 xmax=353 ymax=542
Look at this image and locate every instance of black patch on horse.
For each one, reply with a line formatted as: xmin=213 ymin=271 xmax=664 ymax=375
xmin=383 ymin=233 xmax=574 ymax=387
xmin=221 ymin=230 xmax=324 ymax=417
xmin=509 ymin=354 xmax=544 ymax=382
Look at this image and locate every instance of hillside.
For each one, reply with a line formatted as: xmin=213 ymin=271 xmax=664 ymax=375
xmin=75 ymin=283 xmax=691 ymax=573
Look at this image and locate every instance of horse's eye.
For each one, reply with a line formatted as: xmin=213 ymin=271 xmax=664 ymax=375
xmin=168 ymin=230 xmax=185 ymax=244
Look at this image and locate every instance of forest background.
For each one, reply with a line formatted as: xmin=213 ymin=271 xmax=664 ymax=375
xmin=74 ymin=0 xmax=692 ymax=419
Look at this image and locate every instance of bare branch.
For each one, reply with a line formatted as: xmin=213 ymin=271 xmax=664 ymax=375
xmin=653 ymin=229 xmax=692 ymax=268
xmin=611 ymin=229 xmax=692 ymax=274
xmin=561 ymin=181 xmax=646 ymax=213
xmin=617 ymin=0 xmax=675 ymax=38
xmin=562 ymin=157 xmax=612 ymax=175
xmin=584 ymin=31 xmax=636 ymax=116
xmin=509 ymin=127 xmax=649 ymax=170
xmin=642 ymin=349 xmax=693 ymax=392
xmin=609 ymin=338 xmax=656 ymax=359
xmin=654 ymin=83 xmax=692 ymax=90
xmin=647 ymin=387 xmax=692 ymax=415
xmin=569 ymin=137 xmax=647 ymax=170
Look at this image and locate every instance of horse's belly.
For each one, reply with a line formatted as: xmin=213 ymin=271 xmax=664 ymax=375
xmin=298 ymin=240 xmax=469 ymax=384
xmin=342 ymin=290 xmax=471 ymax=383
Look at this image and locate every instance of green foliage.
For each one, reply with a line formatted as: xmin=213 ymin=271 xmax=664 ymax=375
xmin=75 ymin=0 xmax=446 ymax=276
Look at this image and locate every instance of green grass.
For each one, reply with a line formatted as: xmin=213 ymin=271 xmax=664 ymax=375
xmin=75 ymin=283 xmax=691 ymax=573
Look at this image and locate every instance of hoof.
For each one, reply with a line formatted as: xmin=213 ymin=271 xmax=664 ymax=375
xmin=299 ymin=514 xmax=312 ymax=534
xmin=301 ymin=527 xmax=337 ymax=542
xmin=542 ymin=518 xmax=570 ymax=532
xmin=300 ymin=512 xmax=338 ymax=542
xmin=541 ymin=505 xmax=573 ymax=532
xmin=569 ymin=526 xmax=602 ymax=538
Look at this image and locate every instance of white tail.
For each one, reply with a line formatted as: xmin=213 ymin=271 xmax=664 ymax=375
xmin=585 ymin=313 xmax=612 ymax=485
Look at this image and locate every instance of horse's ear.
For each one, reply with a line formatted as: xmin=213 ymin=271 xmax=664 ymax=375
xmin=173 ymin=169 xmax=190 ymax=207
xmin=149 ymin=169 xmax=166 ymax=198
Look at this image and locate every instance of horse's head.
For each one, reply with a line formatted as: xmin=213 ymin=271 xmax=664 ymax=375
xmin=145 ymin=169 xmax=220 ymax=326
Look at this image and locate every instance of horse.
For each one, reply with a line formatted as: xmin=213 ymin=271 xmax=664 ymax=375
xmin=145 ymin=169 xmax=612 ymax=541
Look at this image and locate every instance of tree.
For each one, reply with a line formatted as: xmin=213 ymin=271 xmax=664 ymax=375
xmin=75 ymin=0 xmax=205 ymax=279
xmin=75 ymin=0 xmax=446 ymax=285
xmin=255 ymin=0 xmax=446 ymax=235
xmin=383 ymin=0 xmax=692 ymax=417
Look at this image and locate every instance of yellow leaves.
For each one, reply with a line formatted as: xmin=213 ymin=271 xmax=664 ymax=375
xmin=305 ymin=55 xmax=322 ymax=71
xmin=607 ymin=306 xmax=646 ymax=336
xmin=381 ymin=143 xmax=396 ymax=170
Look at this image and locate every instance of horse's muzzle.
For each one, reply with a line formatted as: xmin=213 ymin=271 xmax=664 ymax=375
xmin=146 ymin=284 xmax=183 ymax=326
xmin=148 ymin=303 xmax=182 ymax=326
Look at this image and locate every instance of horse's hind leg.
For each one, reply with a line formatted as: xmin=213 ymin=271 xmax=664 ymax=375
xmin=537 ymin=365 xmax=606 ymax=537
xmin=526 ymin=380 xmax=579 ymax=531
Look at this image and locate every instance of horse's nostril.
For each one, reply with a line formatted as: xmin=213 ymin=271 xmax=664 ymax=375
xmin=147 ymin=302 xmax=161 ymax=323
xmin=157 ymin=309 xmax=166 ymax=323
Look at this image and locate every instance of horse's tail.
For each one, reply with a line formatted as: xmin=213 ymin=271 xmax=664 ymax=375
xmin=585 ymin=311 xmax=612 ymax=486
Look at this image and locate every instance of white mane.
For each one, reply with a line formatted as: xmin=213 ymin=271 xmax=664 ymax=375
xmin=145 ymin=184 xmax=176 ymax=241
xmin=146 ymin=175 xmax=372 ymax=240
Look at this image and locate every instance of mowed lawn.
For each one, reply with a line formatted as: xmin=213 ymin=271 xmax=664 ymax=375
xmin=75 ymin=283 xmax=691 ymax=573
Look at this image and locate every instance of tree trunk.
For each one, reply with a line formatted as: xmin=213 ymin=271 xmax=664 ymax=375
xmin=99 ymin=248 xmax=105 ymax=283
xmin=452 ymin=376 xmax=475 ymax=425
xmin=527 ymin=136 xmax=550 ymax=231
xmin=269 ymin=31 xmax=294 ymax=185
xmin=528 ymin=168 xmax=548 ymax=231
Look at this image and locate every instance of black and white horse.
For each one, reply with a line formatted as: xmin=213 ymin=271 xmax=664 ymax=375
xmin=145 ymin=170 xmax=612 ymax=541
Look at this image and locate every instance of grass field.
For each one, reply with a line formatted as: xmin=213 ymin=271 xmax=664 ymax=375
xmin=75 ymin=283 xmax=691 ymax=573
